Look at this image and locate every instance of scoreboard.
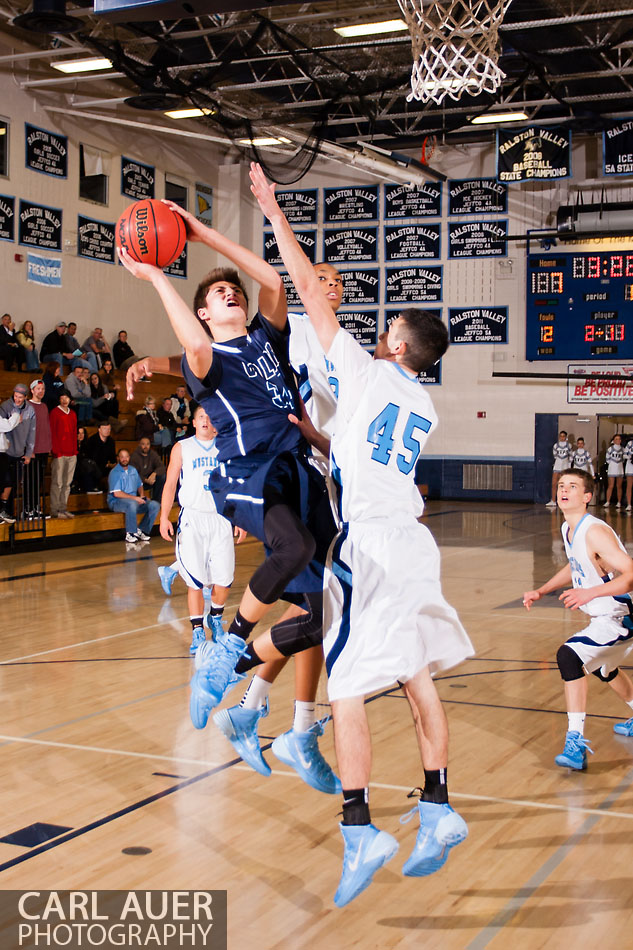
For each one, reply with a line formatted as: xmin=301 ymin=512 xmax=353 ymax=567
xmin=526 ymin=251 xmax=633 ymax=360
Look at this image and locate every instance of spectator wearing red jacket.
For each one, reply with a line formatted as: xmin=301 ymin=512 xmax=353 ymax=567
xmin=49 ymin=393 xmax=78 ymax=519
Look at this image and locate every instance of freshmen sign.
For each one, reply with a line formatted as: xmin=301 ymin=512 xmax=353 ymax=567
xmin=497 ymin=127 xmax=571 ymax=181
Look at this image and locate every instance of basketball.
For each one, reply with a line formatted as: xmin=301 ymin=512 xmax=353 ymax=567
xmin=116 ymin=198 xmax=186 ymax=268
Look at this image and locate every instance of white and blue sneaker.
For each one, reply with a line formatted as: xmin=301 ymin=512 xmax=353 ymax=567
xmin=213 ymin=701 xmax=271 ymax=776
xmin=271 ymin=719 xmax=342 ymax=794
xmin=158 ymin=565 xmax=178 ymax=596
xmin=334 ymin=824 xmax=399 ymax=908
xmin=189 ymin=632 xmax=247 ymax=730
xmin=614 ymin=717 xmax=633 ymax=736
xmin=555 ymin=730 xmax=593 ymax=770
xmin=189 ymin=626 xmax=206 ymax=656
xmin=401 ymin=801 xmax=468 ymax=877
xmin=206 ymin=611 xmax=225 ymax=642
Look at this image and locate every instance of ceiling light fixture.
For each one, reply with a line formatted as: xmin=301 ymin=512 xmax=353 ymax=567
xmin=334 ymin=19 xmax=407 ymax=38
xmin=52 ymin=57 xmax=113 ymax=74
xmin=164 ymin=107 xmax=214 ymax=119
xmin=238 ymin=136 xmax=291 ymax=146
xmin=469 ymin=111 xmax=529 ymax=125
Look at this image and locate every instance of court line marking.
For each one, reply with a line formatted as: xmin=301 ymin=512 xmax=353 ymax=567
xmin=3 ymin=733 xmax=633 ymax=824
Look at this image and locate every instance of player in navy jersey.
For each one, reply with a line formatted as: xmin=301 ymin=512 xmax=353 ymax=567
xmin=118 ymin=205 xmax=339 ymax=790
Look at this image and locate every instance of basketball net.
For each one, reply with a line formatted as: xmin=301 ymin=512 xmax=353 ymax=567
xmin=397 ymin=0 xmax=510 ymax=104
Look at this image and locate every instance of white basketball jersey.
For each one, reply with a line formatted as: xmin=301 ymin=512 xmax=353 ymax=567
xmin=562 ymin=513 xmax=630 ymax=618
xmin=328 ymin=329 xmax=436 ymax=525
xmin=288 ymin=312 xmax=339 ymax=442
xmin=177 ymin=436 xmax=220 ymax=512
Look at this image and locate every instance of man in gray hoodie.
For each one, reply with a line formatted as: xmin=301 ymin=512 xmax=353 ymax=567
xmin=0 ymin=383 xmax=36 ymax=519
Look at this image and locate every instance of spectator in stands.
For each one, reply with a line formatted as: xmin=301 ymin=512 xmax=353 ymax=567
xmin=170 ymin=384 xmax=191 ymax=433
xmin=27 ymin=379 xmax=52 ymax=518
xmin=89 ymin=372 xmax=125 ymax=431
xmin=135 ymin=396 xmax=172 ymax=450
xmin=40 ymin=322 xmax=75 ymax=369
xmin=112 ymin=330 xmax=136 ymax=371
xmin=72 ymin=426 xmax=96 ymax=493
xmin=130 ymin=437 xmax=166 ymax=502
xmin=157 ymin=396 xmax=181 ymax=445
xmin=42 ymin=361 xmax=65 ymax=412
xmin=0 ymin=383 xmax=35 ymax=519
xmin=0 ymin=313 xmax=25 ymax=372
xmin=49 ymin=392 xmax=77 ymax=519
xmin=84 ymin=422 xmax=116 ymax=491
xmin=16 ymin=321 xmax=40 ymax=372
xmin=83 ymin=327 xmax=110 ymax=369
xmin=64 ymin=321 xmax=96 ymax=372
xmin=0 ymin=406 xmax=21 ymax=524
xmin=107 ymin=447 xmax=160 ymax=544
xmin=100 ymin=358 xmax=121 ymax=395
xmin=65 ymin=365 xmax=93 ymax=424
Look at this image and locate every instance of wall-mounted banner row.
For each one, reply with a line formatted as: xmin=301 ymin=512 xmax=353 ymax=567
xmin=0 ymin=194 xmax=15 ymax=242
xmin=449 ymin=306 xmax=508 ymax=344
xmin=78 ymin=215 xmax=115 ymax=263
xmin=337 ymin=311 xmax=378 ymax=347
xmin=448 ymin=179 xmax=507 ymax=215
xmin=264 ymin=231 xmax=317 ymax=265
xmin=121 ymin=156 xmax=155 ymax=200
xmin=18 ymin=200 xmax=62 ymax=250
xmin=386 ymin=308 xmax=443 ymax=384
xmin=497 ymin=127 xmax=571 ymax=181
xmin=448 ymin=220 xmax=507 ymax=257
xmin=384 ymin=224 xmax=440 ymax=260
xmin=384 ymin=183 xmax=441 ymax=218
xmin=324 ymin=185 xmax=380 ymax=222
xmin=25 ymin=124 xmax=68 ymax=179
xmin=603 ymin=119 xmax=633 ymax=176
xmin=385 ymin=266 xmax=442 ymax=302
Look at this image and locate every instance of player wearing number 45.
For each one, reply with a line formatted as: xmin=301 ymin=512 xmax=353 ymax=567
xmin=250 ymin=162 xmax=474 ymax=908
xmin=524 ymin=468 xmax=633 ymax=772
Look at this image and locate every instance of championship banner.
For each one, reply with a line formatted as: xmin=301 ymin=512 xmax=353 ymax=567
xmin=448 ymin=179 xmax=507 ymax=215
xmin=272 ymin=189 xmax=317 ymax=224
xmin=338 ymin=268 xmax=380 ymax=306
xmin=449 ymin=306 xmax=508 ymax=344
xmin=264 ymin=230 xmax=316 ymax=266
xmin=164 ymin=245 xmax=187 ymax=279
xmin=280 ymin=272 xmax=302 ymax=309
xmin=121 ymin=156 xmax=155 ymax=199
xmin=385 ymin=266 xmax=442 ymax=303
xmin=0 ymin=194 xmax=15 ymax=242
xmin=195 ymin=182 xmax=213 ymax=223
xmin=603 ymin=120 xmax=633 ymax=175
xmin=567 ymin=363 xmax=633 ymax=403
xmin=448 ymin=220 xmax=507 ymax=258
xmin=337 ymin=310 xmax=378 ymax=347
xmin=384 ymin=224 xmax=440 ymax=261
xmin=18 ymin=200 xmax=62 ymax=251
xmin=497 ymin=127 xmax=571 ymax=182
xmin=324 ymin=186 xmax=379 ymax=222
xmin=78 ymin=215 xmax=116 ymax=264
xmin=384 ymin=182 xmax=441 ymax=218
xmin=386 ymin=309 xmax=442 ymax=383
xmin=323 ymin=227 xmax=378 ymax=263
xmin=26 ymin=251 xmax=62 ymax=287
xmin=25 ymin=123 xmax=67 ymax=178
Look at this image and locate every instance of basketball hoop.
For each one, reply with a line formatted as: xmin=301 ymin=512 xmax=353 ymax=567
xmin=397 ymin=0 xmax=510 ymax=105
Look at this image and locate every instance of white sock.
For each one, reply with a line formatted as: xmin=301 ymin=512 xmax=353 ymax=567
xmin=568 ymin=712 xmax=586 ymax=735
xmin=240 ymin=675 xmax=271 ymax=710
xmin=626 ymin=699 xmax=633 ymax=711
xmin=293 ymin=700 xmax=316 ymax=733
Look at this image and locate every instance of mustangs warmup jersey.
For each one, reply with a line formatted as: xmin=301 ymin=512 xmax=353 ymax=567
xmin=181 ymin=313 xmax=302 ymax=462
xmin=178 ymin=436 xmax=220 ymax=512
xmin=328 ymin=329 xmax=436 ymax=525
xmin=562 ymin=513 xmax=631 ymax=619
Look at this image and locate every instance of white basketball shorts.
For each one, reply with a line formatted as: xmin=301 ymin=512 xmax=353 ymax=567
xmin=176 ymin=508 xmax=235 ymax=589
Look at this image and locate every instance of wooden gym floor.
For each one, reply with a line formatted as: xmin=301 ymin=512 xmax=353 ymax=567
xmin=0 ymin=499 xmax=632 ymax=949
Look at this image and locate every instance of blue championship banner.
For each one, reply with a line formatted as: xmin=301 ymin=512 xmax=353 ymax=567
xmin=603 ymin=119 xmax=633 ymax=175
xmin=386 ymin=308 xmax=442 ymax=383
xmin=25 ymin=123 xmax=67 ymax=178
xmin=323 ymin=227 xmax=378 ymax=263
xmin=339 ymin=268 xmax=380 ymax=306
xmin=497 ymin=127 xmax=571 ymax=181
xmin=121 ymin=156 xmax=155 ymax=199
xmin=164 ymin=245 xmax=187 ymax=279
xmin=449 ymin=306 xmax=508 ymax=344
xmin=384 ymin=182 xmax=441 ymax=218
xmin=384 ymin=224 xmax=440 ymax=261
xmin=27 ymin=251 xmax=62 ymax=287
xmin=18 ymin=200 xmax=62 ymax=251
xmin=448 ymin=220 xmax=507 ymax=258
xmin=337 ymin=310 xmax=378 ymax=347
xmin=448 ymin=179 xmax=507 ymax=215
xmin=272 ymin=189 xmax=318 ymax=224
xmin=78 ymin=215 xmax=115 ymax=264
xmin=385 ymin=266 xmax=442 ymax=303
xmin=280 ymin=272 xmax=303 ymax=309
xmin=0 ymin=194 xmax=15 ymax=242
xmin=324 ymin=186 xmax=379 ymax=222
xmin=264 ymin=230 xmax=316 ymax=266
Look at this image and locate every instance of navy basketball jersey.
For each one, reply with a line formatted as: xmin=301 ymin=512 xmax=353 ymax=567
xmin=182 ymin=313 xmax=303 ymax=462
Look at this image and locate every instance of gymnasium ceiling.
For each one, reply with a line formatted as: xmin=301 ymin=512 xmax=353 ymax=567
xmin=1 ymin=0 xmax=632 ymax=178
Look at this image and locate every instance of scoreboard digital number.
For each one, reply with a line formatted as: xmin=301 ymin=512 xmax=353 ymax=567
xmin=526 ymin=251 xmax=633 ymax=360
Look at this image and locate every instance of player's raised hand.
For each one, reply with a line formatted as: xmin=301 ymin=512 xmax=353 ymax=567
xmin=126 ymin=357 xmax=153 ymax=400
xmin=117 ymin=245 xmax=162 ymax=282
xmin=522 ymin=589 xmax=541 ymax=610
xmin=249 ymin=162 xmax=280 ymax=219
xmin=161 ymin=200 xmax=208 ymax=243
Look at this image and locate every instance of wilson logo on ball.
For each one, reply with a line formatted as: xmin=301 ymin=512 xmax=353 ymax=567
xmin=116 ymin=199 xmax=186 ymax=269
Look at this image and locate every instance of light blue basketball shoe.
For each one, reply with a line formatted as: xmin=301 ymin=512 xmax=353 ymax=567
xmin=334 ymin=824 xmax=398 ymax=908
xmin=272 ymin=719 xmax=341 ymax=794
xmin=158 ymin=565 xmax=178 ymax=596
xmin=555 ymin=730 xmax=593 ymax=770
xmin=213 ymin=701 xmax=271 ymax=776
xmin=189 ymin=632 xmax=247 ymax=729
xmin=401 ymin=800 xmax=468 ymax=877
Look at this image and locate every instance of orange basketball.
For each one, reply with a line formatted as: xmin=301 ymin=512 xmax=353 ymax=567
xmin=116 ymin=198 xmax=186 ymax=268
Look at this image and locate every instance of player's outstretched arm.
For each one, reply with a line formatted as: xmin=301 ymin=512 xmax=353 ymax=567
xmin=159 ymin=441 xmax=183 ymax=541
xmin=163 ymin=199 xmax=286 ymax=331
xmin=126 ymin=356 xmax=183 ymax=400
xmin=249 ymin=162 xmax=339 ymax=353
xmin=118 ymin=247 xmax=212 ymax=380
xmin=560 ymin=524 xmax=633 ymax=610
xmin=523 ymin=563 xmax=572 ymax=609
